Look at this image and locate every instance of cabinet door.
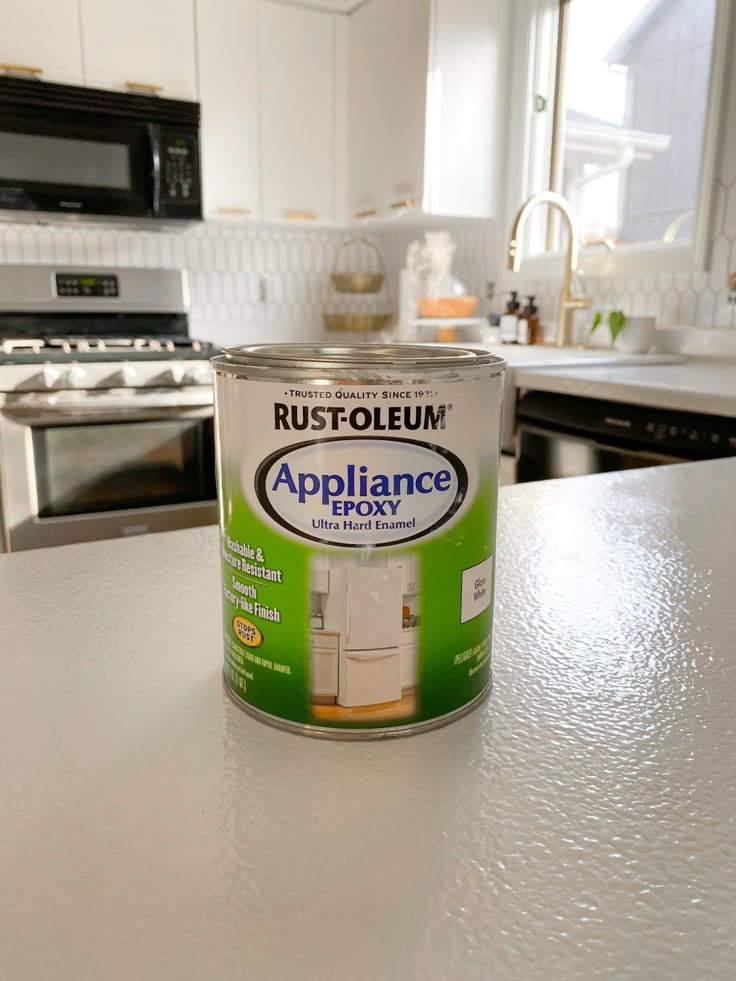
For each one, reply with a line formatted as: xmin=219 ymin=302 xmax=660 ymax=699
xmin=424 ymin=0 xmax=511 ymax=218
xmin=80 ymin=0 xmax=197 ymax=99
xmin=311 ymin=648 xmax=338 ymax=696
xmin=0 ymin=0 xmax=83 ymax=84
xmin=311 ymin=555 xmax=330 ymax=594
xmin=197 ymin=0 xmax=259 ymax=218
xmin=258 ymin=2 xmax=336 ymax=223
xmin=401 ymin=556 xmax=418 ymax=595
xmin=348 ymin=0 xmax=429 ymax=217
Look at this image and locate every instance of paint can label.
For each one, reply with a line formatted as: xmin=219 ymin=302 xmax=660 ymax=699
xmin=215 ymin=373 xmax=502 ymax=734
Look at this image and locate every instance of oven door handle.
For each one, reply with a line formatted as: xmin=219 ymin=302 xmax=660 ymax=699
xmin=1 ymin=400 xmax=213 ymax=426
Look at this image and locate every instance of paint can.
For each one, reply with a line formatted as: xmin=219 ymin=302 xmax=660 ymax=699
xmin=212 ymin=343 xmax=505 ymax=738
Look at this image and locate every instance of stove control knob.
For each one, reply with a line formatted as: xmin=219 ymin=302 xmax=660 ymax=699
xmin=187 ymin=363 xmax=212 ymax=385
xmin=150 ymin=364 xmax=185 ymax=386
xmin=107 ymin=365 xmax=138 ymax=387
xmin=64 ymin=366 xmax=87 ymax=388
xmin=33 ymin=367 xmax=61 ymax=390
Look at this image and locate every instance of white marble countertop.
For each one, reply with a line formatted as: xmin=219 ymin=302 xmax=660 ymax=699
xmin=1 ymin=460 xmax=735 ymax=980
xmin=480 ymin=345 xmax=685 ymax=450
xmin=514 ymin=357 xmax=736 ymax=416
xmin=491 ymin=343 xmax=683 ymax=368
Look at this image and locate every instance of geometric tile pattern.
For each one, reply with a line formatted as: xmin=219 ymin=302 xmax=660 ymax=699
xmin=0 ymin=216 xmax=499 ymax=345
xmin=494 ymin=176 xmax=736 ymax=340
xmin=0 ymin=178 xmax=733 ymax=346
xmin=0 ymin=220 xmax=354 ymax=345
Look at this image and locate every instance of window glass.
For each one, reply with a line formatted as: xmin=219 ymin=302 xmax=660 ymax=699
xmin=558 ymin=0 xmax=717 ymax=246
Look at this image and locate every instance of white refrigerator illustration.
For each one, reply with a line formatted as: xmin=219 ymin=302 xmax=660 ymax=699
xmin=337 ymin=566 xmax=402 ymax=707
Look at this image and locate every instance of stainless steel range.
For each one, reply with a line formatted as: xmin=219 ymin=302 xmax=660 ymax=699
xmin=0 ymin=265 xmax=217 ymax=552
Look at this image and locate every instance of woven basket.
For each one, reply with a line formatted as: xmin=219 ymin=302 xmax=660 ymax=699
xmin=323 ymin=239 xmax=393 ymax=333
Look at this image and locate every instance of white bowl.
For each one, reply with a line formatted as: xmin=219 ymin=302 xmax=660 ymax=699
xmin=614 ymin=316 xmax=656 ymax=354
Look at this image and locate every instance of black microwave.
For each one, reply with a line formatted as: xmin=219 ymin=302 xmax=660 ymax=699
xmin=0 ymin=76 xmax=202 ymax=225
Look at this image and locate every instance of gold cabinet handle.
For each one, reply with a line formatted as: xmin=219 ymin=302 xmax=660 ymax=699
xmin=0 ymin=63 xmax=43 ymax=76
xmin=389 ymin=198 xmax=414 ymax=209
xmin=285 ymin=210 xmax=316 ymax=221
xmin=354 ymin=209 xmax=377 ymax=219
xmin=125 ymin=80 xmax=163 ymax=94
xmin=215 ymin=207 xmax=252 ymax=216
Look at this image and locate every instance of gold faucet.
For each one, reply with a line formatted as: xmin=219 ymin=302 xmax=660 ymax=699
xmin=507 ymin=191 xmax=591 ymax=347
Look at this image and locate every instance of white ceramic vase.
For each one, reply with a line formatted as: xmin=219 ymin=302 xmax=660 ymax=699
xmin=614 ymin=316 xmax=656 ymax=354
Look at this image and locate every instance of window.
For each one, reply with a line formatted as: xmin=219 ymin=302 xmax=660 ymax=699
xmin=512 ymin=0 xmax=730 ymax=272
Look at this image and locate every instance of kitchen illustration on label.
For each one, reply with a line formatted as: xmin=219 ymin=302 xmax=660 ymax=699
xmin=309 ymin=553 xmax=420 ymax=722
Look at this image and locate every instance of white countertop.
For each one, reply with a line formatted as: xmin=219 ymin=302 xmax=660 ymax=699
xmin=479 ymin=344 xmax=685 ymax=451
xmin=515 ymin=357 xmax=736 ymax=416
xmin=2 ymin=460 xmax=735 ymax=980
xmin=492 ymin=343 xmax=682 ymax=368
xmin=457 ymin=339 xmax=685 ymax=369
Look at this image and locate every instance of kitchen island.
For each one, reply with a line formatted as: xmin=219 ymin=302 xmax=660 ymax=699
xmin=1 ymin=460 xmax=735 ymax=980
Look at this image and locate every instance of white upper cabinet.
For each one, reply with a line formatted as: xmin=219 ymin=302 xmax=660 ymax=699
xmin=0 ymin=0 xmax=83 ymax=85
xmin=257 ymin=2 xmax=340 ymax=223
xmin=79 ymin=0 xmax=197 ymax=99
xmin=348 ymin=0 xmax=511 ymax=220
xmin=197 ymin=0 xmax=260 ymax=218
xmin=424 ymin=0 xmax=511 ymax=219
xmin=348 ymin=0 xmax=429 ymax=217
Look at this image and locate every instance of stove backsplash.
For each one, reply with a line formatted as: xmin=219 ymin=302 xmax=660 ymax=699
xmin=0 ymin=221 xmax=346 ymax=346
xmin=0 ymin=186 xmax=733 ymax=347
xmin=0 ymin=217 xmax=498 ymax=347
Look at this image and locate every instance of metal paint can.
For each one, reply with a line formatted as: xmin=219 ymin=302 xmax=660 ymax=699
xmin=212 ymin=343 xmax=505 ymax=739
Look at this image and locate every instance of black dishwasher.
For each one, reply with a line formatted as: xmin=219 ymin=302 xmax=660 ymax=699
xmin=516 ymin=391 xmax=736 ymax=482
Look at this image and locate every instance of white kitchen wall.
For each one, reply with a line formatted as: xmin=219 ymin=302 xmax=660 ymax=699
xmin=374 ymin=218 xmax=498 ymax=316
xmin=0 ymin=220 xmax=345 ymax=345
xmin=0 ymin=217 xmax=499 ymax=345
xmin=1 ymin=192 xmax=732 ymax=342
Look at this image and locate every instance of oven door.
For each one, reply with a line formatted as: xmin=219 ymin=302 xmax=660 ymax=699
xmin=0 ymin=108 xmax=154 ymax=221
xmin=0 ymin=390 xmax=217 ymax=551
xmin=516 ymin=422 xmax=687 ymax=483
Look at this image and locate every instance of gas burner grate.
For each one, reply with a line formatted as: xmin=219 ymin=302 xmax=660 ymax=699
xmin=1 ymin=336 xmax=214 ymax=359
xmin=1 ymin=338 xmax=45 ymax=354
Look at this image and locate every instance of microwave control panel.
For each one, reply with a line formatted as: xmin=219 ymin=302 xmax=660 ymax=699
xmin=161 ymin=133 xmax=199 ymax=204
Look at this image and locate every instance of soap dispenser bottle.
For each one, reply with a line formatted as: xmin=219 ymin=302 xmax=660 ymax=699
xmin=500 ymin=291 xmax=521 ymax=343
xmin=522 ymin=295 xmax=540 ymax=345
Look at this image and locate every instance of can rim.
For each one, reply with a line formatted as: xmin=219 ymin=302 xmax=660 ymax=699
xmin=217 ymin=342 xmax=506 ymax=373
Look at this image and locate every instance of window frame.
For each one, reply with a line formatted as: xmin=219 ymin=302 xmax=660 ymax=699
xmin=505 ymin=0 xmax=734 ymax=277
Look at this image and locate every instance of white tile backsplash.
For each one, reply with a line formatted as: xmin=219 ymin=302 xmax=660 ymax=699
xmin=493 ymin=178 xmax=736 ymax=337
xmin=0 ymin=216 xmax=499 ymax=347
xmin=0 ymin=187 xmax=733 ymax=346
xmin=0 ymin=220 xmax=350 ymax=345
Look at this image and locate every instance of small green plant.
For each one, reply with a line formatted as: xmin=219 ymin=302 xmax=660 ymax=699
xmin=590 ymin=309 xmax=627 ymax=344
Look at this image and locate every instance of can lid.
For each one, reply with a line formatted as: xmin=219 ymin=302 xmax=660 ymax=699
xmin=219 ymin=343 xmax=505 ymax=372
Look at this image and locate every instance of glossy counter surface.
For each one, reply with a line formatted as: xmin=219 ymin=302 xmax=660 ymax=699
xmin=514 ymin=357 xmax=736 ymax=416
xmin=1 ymin=460 xmax=735 ymax=980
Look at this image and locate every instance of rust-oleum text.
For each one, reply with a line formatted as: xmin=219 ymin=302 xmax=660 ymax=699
xmin=274 ymin=403 xmax=447 ymax=432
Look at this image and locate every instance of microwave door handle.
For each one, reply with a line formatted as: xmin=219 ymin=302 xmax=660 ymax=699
xmin=147 ymin=124 xmax=162 ymax=216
